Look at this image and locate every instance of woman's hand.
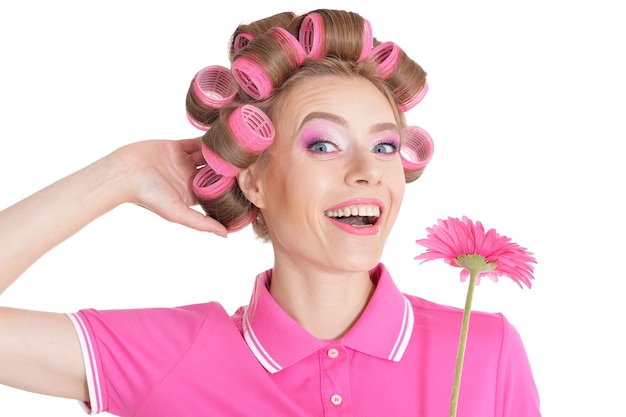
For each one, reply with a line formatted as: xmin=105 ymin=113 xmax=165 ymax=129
xmin=113 ymin=138 xmax=228 ymax=236
xmin=0 ymin=138 xmax=227 ymax=292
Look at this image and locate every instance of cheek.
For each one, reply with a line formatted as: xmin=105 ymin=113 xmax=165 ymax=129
xmin=283 ymin=162 xmax=335 ymax=200
xmin=392 ymin=180 xmax=406 ymax=203
xmin=385 ymin=177 xmax=406 ymax=230
xmin=261 ymin=157 xmax=319 ymax=206
xmin=388 ymin=159 xmax=406 ymax=186
xmin=388 ymin=163 xmax=407 ymax=203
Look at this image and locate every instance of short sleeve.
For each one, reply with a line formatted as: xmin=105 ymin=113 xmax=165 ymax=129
xmin=68 ymin=303 xmax=221 ymax=415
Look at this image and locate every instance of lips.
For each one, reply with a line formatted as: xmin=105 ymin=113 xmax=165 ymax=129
xmin=324 ymin=204 xmax=380 ymax=224
xmin=324 ymin=199 xmax=384 ymax=235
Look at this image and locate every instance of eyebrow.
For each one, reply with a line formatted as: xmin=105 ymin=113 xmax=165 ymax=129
xmin=299 ymin=111 xmax=399 ymax=134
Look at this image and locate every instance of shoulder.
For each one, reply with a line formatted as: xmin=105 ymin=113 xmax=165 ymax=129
xmin=404 ymin=293 xmax=514 ymax=345
xmin=405 ymin=293 xmax=506 ymax=323
xmin=77 ymin=300 xmax=229 ymax=323
xmin=74 ymin=301 xmax=238 ymax=345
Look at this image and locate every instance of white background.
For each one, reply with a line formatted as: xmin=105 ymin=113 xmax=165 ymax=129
xmin=1 ymin=0 xmax=624 ymax=415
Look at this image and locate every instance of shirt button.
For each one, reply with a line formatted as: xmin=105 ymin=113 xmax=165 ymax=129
xmin=327 ymin=348 xmax=339 ymax=359
xmin=330 ymin=394 xmax=343 ymax=406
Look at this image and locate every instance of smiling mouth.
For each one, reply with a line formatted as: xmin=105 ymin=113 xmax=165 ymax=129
xmin=324 ymin=205 xmax=381 ymax=227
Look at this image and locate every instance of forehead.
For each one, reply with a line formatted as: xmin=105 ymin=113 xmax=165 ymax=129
xmin=276 ymin=75 xmax=398 ymax=134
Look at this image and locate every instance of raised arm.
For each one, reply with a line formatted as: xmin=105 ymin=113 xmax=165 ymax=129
xmin=0 ymin=138 xmax=227 ymax=401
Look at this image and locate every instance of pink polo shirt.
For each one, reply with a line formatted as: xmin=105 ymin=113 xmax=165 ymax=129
xmin=68 ymin=263 xmax=541 ymax=416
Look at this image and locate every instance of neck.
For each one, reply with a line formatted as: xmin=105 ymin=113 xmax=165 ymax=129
xmin=269 ymin=260 xmax=376 ymax=340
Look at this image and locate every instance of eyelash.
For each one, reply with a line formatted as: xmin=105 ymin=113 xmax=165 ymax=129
xmin=372 ymin=140 xmax=399 ymax=154
xmin=306 ymin=139 xmax=340 ymax=154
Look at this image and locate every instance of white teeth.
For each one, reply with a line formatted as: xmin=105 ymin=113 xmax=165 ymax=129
xmin=324 ymin=205 xmax=381 ymax=218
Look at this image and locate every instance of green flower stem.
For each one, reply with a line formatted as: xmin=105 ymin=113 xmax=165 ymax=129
xmin=449 ymin=268 xmax=478 ymax=417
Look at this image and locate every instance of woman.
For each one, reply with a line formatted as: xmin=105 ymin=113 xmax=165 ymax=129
xmin=0 ymin=9 xmax=541 ymax=416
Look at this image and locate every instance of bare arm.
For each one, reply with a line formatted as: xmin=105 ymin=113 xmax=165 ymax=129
xmin=0 ymin=138 xmax=227 ymax=400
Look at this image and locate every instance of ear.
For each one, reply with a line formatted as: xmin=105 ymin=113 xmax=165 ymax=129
xmin=237 ymin=164 xmax=267 ymax=209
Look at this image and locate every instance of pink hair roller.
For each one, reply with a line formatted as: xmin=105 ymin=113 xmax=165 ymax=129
xmin=229 ymin=104 xmax=275 ymax=153
xmin=231 ymin=57 xmax=270 ymax=100
xmin=400 ymin=125 xmax=434 ymax=170
xmin=370 ymin=41 xmax=400 ymax=80
xmin=398 ymin=81 xmax=429 ymax=112
xmin=193 ymin=165 xmax=236 ymax=200
xmin=299 ymin=13 xmax=324 ymax=58
xmin=269 ymin=26 xmax=306 ymax=64
xmin=358 ymin=19 xmax=373 ymax=62
xmin=186 ymin=111 xmax=211 ymax=131
xmin=370 ymin=42 xmax=429 ymax=111
xmin=226 ymin=209 xmax=257 ymax=232
xmin=191 ymin=65 xmax=238 ymax=108
xmin=201 ymin=143 xmax=241 ymax=176
xmin=231 ymin=27 xmax=305 ymax=100
xmin=234 ymin=32 xmax=254 ymax=52
xmin=299 ymin=13 xmax=373 ymax=61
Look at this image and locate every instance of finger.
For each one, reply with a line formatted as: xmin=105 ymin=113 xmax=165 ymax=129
xmin=169 ymin=206 xmax=228 ymax=237
xmin=190 ymin=151 xmax=206 ymax=169
xmin=178 ymin=137 xmax=203 ymax=154
xmin=181 ymin=138 xmax=207 ymax=168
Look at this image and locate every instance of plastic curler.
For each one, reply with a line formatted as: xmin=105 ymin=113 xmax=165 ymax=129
xmin=187 ymin=65 xmax=239 ymax=130
xmin=191 ymin=65 xmax=238 ymax=108
xmin=370 ymin=41 xmax=428 ymax=111
xmin=193 ymin=165 xmax=236 ymax=200
xmin=370 ymin=41 xmax=401 ymax=80
xmin=299 ymin=12 xmax=324 ymax=58
xmin=400 ymin=125 xmax=434 ymax=171
xmin=186 ymin=111 xmax=211 ymax=131
xmin=358 ymin=18 xmax=374 ymax=62
xmin=193 ymin=166 xmax=257 ymax=232
xmin=399 ymin=81 xmax=429 ymax=112
xmin=201 ymin=143 xmax=242 ymax=177
xmin=231 ymin=27 xmax=305 ymax=100
xmin=233 ymin=32 xmax=254 ymax=52
xmin=228 ymin=104 xmax=275 ymax=153
xmin=271 ymin=26 xmax=306 ymax=64
xmin=231 ymin=57 xmax=270 ymax=100
xmin=299 ymin=13 xmax=373 ymax=61
xmin=226 ymin=208 xmax=257 ymax=232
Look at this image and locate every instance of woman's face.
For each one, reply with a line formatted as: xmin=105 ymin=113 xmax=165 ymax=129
xmin=248 ymin=75 xmax=406 ymax=274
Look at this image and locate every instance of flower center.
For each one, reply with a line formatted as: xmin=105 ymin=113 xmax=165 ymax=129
xmin=454 ymin=254 xmax=497 ymax=274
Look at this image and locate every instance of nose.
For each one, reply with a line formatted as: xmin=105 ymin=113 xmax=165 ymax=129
xmin=344 ymin=147 xmax=383 ymax=186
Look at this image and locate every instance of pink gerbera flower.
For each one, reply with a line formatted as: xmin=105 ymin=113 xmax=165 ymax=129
xmin=415 ymin=216 xmax=536 ymax=417
xmin=415 ymin=216 xmax=536 ymax=288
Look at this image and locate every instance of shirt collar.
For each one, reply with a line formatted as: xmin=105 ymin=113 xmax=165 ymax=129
xmin=242 ymin=263 xmax=414 ymax=374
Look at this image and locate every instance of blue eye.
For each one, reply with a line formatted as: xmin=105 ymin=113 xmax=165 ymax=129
xmin=372 ymin=142 xmax=398 ymax=154
xmin=308 ymin=140 xmax=339 ymax=153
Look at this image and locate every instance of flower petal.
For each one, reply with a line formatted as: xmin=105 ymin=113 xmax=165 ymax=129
xmin=415 ymin=217 xmax=537 ymax=289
